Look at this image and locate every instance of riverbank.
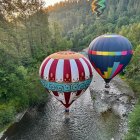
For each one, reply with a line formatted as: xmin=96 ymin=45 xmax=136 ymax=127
xmin=0 ymin=101 xmax=47 ymax=140
xmin=0 ymin=110 xmax=27 ymax=139
xmin=0 ymin=98 xmax=47 ymax=139
xmin=89 ymin=70 xmax=136 ymax=139
xmin=0 ymin=110 xmax=24 ymax=139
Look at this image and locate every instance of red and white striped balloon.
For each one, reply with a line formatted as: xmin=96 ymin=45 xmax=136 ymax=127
xmin=39 ymin=51 xmax=93 ymax=109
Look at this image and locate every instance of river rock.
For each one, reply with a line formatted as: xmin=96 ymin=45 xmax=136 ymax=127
xmin=112 ymin=103 xmax=128 ymax=118
xmin=14 ymin=110 xmax=27 ymax=122
xmin=118 ymin=96 xmax=129 ymax=104
xmin=94 ymin=100 xmax=111 ymax=113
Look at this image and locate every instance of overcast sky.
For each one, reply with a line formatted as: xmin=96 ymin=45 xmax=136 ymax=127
xmin=44 ymin=0 xmax=66 ymax=7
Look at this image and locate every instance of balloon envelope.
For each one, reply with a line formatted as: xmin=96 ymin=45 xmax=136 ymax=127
xmin=39 ymin=51 xmax=93 ymax=108
xmin=88 ymin=34 xmax=133 ymax=83
xmin=91 ymin=0 xmax=106 ymax=17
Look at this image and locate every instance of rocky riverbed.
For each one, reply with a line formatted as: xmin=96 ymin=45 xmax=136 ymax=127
xmin=90 ymin=70 xmax=136 ymax=139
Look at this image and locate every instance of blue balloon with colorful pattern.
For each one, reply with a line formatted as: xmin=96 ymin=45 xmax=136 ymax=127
xmin=88 ymin=34 xmax=133 ymax=86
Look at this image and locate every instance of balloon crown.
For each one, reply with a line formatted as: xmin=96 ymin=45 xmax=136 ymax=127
xmin=48 ymin=51 xmax=84 ymax=59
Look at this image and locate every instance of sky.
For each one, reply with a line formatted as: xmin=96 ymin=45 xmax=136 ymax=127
xmin=44 ymin=0 xmax=66 ymax=7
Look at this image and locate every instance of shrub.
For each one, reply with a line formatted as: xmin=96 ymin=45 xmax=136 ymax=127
xmin=0 ymin=104 xmax=15 ymax=128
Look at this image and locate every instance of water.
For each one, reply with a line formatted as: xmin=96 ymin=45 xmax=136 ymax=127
xmin=3 ymin=88 xmax=121 ymax=140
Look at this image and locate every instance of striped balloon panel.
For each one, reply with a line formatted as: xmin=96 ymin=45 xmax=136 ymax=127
xmin=39 ymin=57 xmax=93 ymax=83
xmin=49 ymin=90 xmax=86 ymax=108
xmin=41 ymin=79 xmax=91 ymax=108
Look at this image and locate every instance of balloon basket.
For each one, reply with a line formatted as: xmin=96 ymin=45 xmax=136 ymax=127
xmin=64 ymin=108 xmax=70 ymax=122
xmin=104 ymin=83 xmax=110 ymax=93
xmin=65 ymin=108 xmax=69 ymax=113
xmin=105 ymin=83 xmax=110 ymax=89
xmin=65 ymin=108 xmax=70 ymax=115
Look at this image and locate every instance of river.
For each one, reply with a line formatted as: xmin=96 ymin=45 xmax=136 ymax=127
xmin=1 ymin=69 xmax=135 ymax=140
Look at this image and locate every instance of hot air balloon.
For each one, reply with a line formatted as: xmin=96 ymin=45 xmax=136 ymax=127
xmin=39 ymin=51 xmax=93 ymax=112
xmin=88 ymin=34 xmax=133 ymax=88
xmin=91 ymin=0 xmax=106 ymax=17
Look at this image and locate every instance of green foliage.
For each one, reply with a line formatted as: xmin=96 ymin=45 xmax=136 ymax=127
xmin=48 ymin=0 xmax=140 ymax=51
xmin=49 ymin=22 xmax=73 ymax=52
xmin=0 ymin=1 xmax=73 ymax=131
xmin=117 ymin=23 xmax=140 ymax=91
xmin=119 ymin=23 xmax=140 ymax=48
xmin=0 ymin=105 xmax=15 ymax=128
xmin=117 ymin=24 xmax=140 ymax=140
xmin=124 ymin=104 xmax=140 ymax=140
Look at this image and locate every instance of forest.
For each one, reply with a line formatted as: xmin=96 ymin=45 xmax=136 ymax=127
xmin=0 ymin=0 xmax=140 ymax=139
xmin=0 ymin=0 xmax=73 ymax=131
